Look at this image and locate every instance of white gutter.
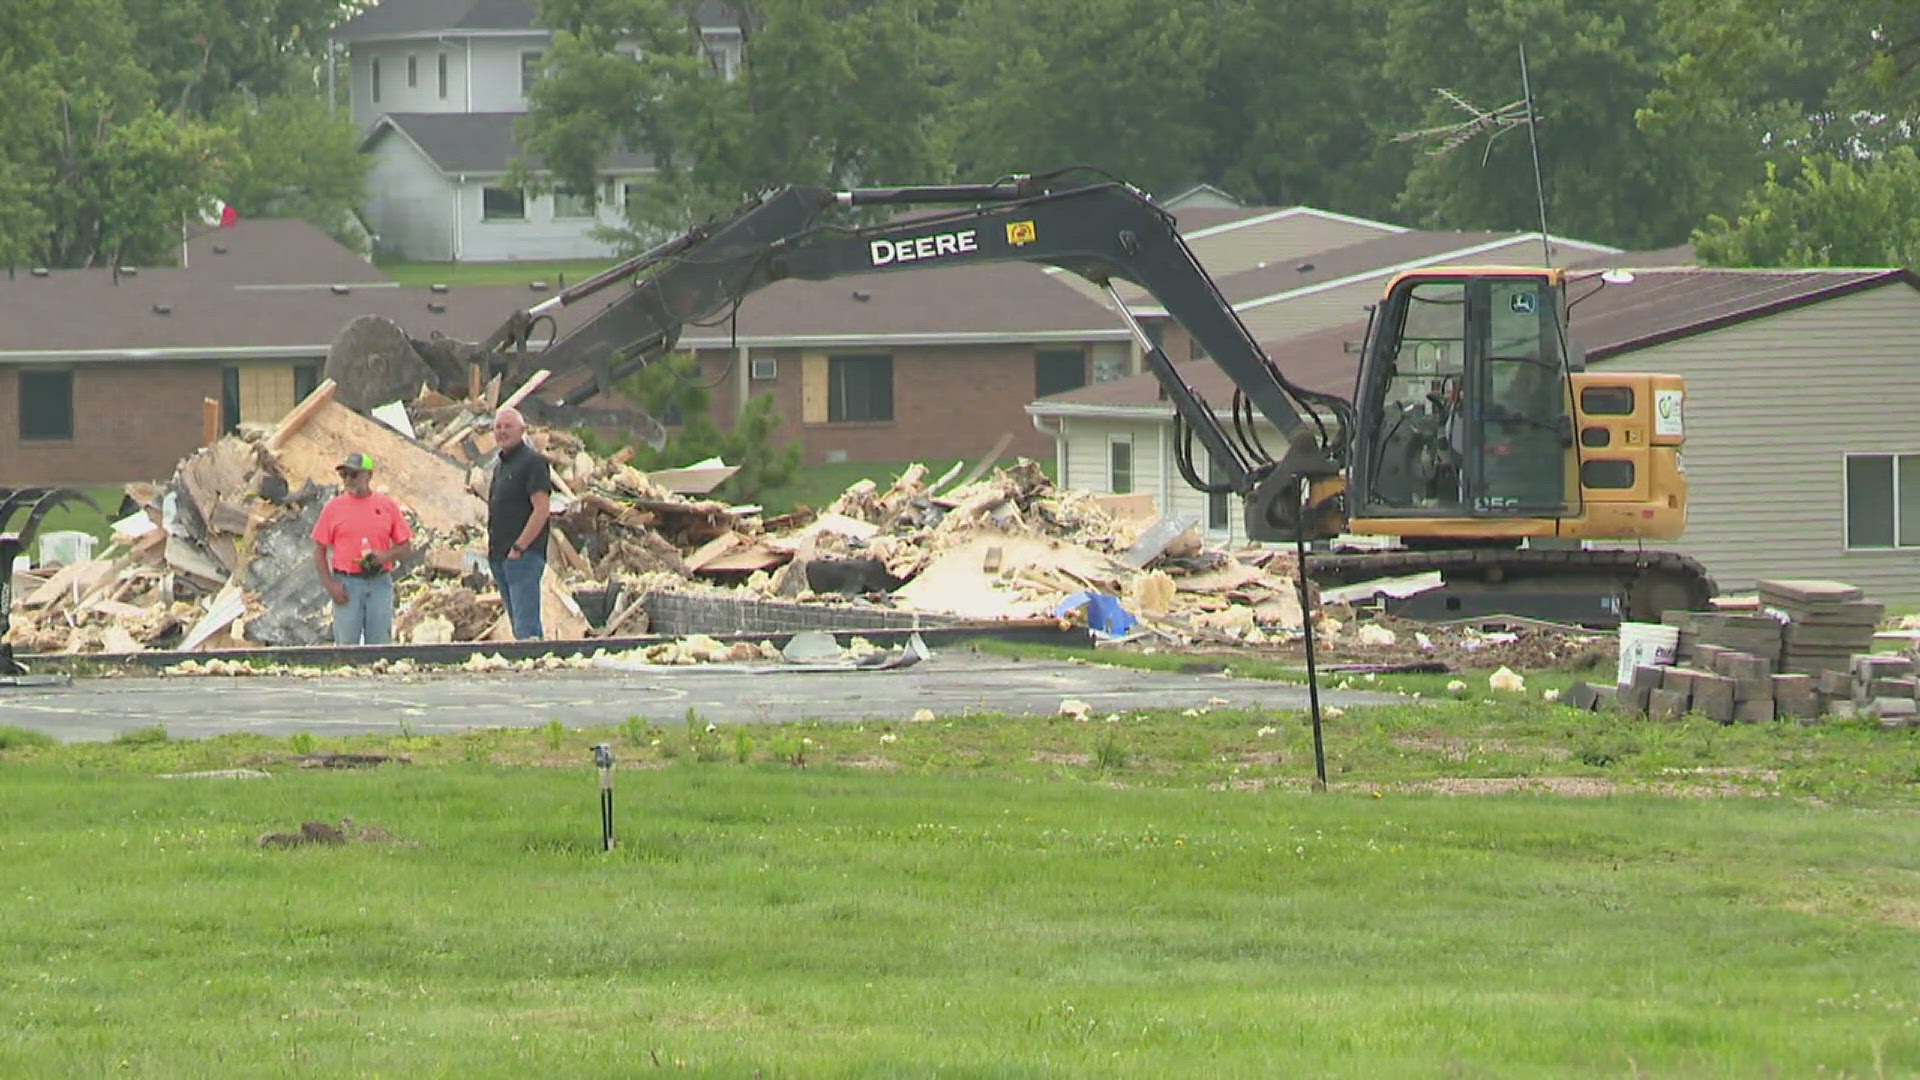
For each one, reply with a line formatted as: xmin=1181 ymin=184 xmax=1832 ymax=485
xmin=0 ymin=346 xmax=331 ymax=364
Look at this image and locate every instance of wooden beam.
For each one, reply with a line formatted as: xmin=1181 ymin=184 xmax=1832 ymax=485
xmin=499 ymin=369 xmax=550 ymax=412
xmin=467 ymin=361 xmax=482 ymax=401
xmin=200 ymin=397 xmax=221 ymax=446
xmin=266 ymin=378 xmax=337 ymax=452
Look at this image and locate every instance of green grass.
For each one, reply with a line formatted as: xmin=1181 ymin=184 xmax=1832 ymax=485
xmin=15 ymin=484 xmax=124 ymax=551
xmin=374 ymin=258 xmax=624 ymax=288
xmin=3 ymin=706 xmax=1919 ymax=1076
xmin=755 ymin=456 xmax=1054 ymax=515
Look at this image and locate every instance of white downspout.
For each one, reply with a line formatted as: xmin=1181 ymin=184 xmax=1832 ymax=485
xmin=1029 ymin=413 xmax=1066 ymax=487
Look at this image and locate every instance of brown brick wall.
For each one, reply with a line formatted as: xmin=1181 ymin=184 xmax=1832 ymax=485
xmin=0 ymin=361 xmax=219 ymax=485
xmin=693 ymin=343 xmax=1084 ymax=464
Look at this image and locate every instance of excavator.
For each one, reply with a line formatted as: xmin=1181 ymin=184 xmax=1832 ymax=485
xmin=330 ymin=167 xmax=1713 ymax=624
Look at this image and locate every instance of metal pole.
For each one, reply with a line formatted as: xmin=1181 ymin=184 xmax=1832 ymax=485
xmin=592 ymin=743 xmax=615 ymax=851
xmin=1518 ymin=42 xmax=1553 ymax=267
xmin=1295 ymin=487 xmax=1327 ymax=791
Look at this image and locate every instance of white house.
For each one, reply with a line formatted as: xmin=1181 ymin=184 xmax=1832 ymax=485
xmin=331 ymin=0 xmax=744 ymax=261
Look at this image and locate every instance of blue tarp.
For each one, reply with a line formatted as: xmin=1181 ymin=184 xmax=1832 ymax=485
xmin=1053 ymin=590 xmax=1137 ymax=638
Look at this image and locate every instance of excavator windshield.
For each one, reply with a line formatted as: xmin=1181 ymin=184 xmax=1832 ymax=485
xmin=1354 ymin=271 xmax=1572 ymax=521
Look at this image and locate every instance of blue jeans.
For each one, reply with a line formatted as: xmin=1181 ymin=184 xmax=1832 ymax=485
xmin=489 ymin=551 xmax=546 ymax=639
xmin=332 ymin=573 xmax=394 ymax=645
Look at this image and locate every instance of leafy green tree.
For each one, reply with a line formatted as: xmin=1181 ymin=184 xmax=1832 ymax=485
xmin=1694 ymin=149 xmax=1920 ymax=268
xmin=524 ymin=0 xmax=945 ymax=248
xmin=1382 ymin=0 xmax=1699 ymax=249
xmin=611 ymin=354 xmax=801 ymax=503
xmin=217 ymin=95 xmax=369 ymax=245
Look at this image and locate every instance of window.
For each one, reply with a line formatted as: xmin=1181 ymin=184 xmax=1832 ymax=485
xmin=221 ymin=366 xmax=242 ymax=435
xmin=1845 ymin=453 xmax=1920 ymax=548
xmin=622 ymin=181 xmax=645 ymax=211
xmin=371 ymin=57 xmax=381 ymax=103
xmin=1109 ymin=436 xmax=1133 ymax=494
xmin=1092 ymin=343 xmax=1130 ymax=383
xmin=828 ymin=355 xmax=892 ymax=422
xmin=1208 ymin=453 xmax=1230 ymax=531
xmin=18 ymin=369 xmax=73 ymax=440
xmin=1034 ymin=349 xmax=1086 ymax=398
xmin=407 ymin=53 xmax=417 ymax=89
xmin=482 ymin=186 xmax=525 ymax=221
xmin=552 ymin=186 xmax=595 ymax=220
xmin=438 ymin=53 xmax=448 ymax=98
xmin=294 ymin=364 xmax=320 ymax=402
xmin=520 ymin=50 xmax=543 ymax=95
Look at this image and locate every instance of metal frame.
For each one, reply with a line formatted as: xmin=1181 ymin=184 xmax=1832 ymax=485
xmin=0 ymin=488 xmax=103 ymax=677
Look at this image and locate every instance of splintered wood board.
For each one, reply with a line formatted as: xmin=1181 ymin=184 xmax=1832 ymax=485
xmin=271 ymin=400 xmax=486 ymax=533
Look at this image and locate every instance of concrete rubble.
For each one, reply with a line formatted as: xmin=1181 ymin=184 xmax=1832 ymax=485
xmin=5 ymin=375 xmax=1371 ymax=664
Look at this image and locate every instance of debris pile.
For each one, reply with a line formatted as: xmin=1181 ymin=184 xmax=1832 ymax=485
xmin=6 ymin=375 xmax=1356 ymax=661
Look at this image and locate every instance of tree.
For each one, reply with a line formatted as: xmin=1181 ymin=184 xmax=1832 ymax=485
xmin=1382 ymin=0 xmax=1704 ymax=249
xmin=217 ymin=95 xmax=370 ymax=246
xmin=523 ymin=0 xmax=947 ymax=248
xmin=1693 ymin=149 xmax=1920 ymax=267
xmin=610 ymin=354 xmax=801 ymax=503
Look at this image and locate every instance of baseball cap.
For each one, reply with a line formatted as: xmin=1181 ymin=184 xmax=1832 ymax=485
xmin=336 ymin=451 xmax=376 ymax=474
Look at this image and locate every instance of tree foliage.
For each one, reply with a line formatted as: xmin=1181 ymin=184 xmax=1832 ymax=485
xmin=613 ymin=354 xmax=801 ymax=502
xmin=0 ymin=0 xmax=357 ymax=268
xmin=1694 ymin=150 xmax=1920 ymax=268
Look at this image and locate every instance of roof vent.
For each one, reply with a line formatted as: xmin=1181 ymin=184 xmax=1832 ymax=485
xmin=1296 ymin=262 xmax=1315 ymax=273
xmin=118 ymin=266 xmax=138 ymax=276
xmin=331 ymin=284 xmax=351 ymax=295
xmin=152 ymin=303 xmax=172 ymax=316
xmin=430 ymin=282 xmax=449 ymax=293
xmin=529 ymin=281 xmax=549 ymax=292
xmin=30 ymin=267 xmax=49 ymax=277
xmin=211 ymin=244 xmax=227 ymax=255
xmin=427 ymin=301 xmax=446 ymax=314
xmin=852 ymin=289 xmax=872 ymax=302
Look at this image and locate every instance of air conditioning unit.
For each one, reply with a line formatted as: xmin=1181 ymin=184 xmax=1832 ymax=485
xmin=749 ymin=356 xmax=779 ymax=381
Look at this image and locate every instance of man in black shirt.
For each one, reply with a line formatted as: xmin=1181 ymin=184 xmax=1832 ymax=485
xmin=488 ymin=406 xmax=552 ymax=639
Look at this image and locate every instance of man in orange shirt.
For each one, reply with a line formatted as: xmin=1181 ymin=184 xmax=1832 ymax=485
xmin=311 ymin=451 xmax=415 ymax=645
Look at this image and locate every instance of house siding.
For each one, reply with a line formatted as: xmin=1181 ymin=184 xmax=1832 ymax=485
xmin=455 ymin=178 xmax=623 ymax=261
xmin=0 ymin=361 xmax=219 ymax=485
xmin=1058 ymin=415 xmax=1168 ymax=511
xmin=1593 ymin=282 xmax=1920 ymax=601
xmin=365 ymin=135 xmax=458 ymax=261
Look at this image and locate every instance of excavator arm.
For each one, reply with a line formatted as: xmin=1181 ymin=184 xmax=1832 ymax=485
xmin=484 ymin=170 xmax=1350 ymax=540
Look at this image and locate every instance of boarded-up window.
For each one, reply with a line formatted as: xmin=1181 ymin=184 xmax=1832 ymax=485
xmin=438 ymin=53 xmax=448 ymax=99
xmin=1109 ymin=436 xmax=1133 ymax=494
xmin=407 ymin=54 xmax=417 ymax=88
xmin=1034 ymin=349 xmax=1086 ymax=398
xmin=828 ymin=355 xmax=891 ymax=422
xmin=1845 ymin=453 xmax=1920 ymax=548
xmin=18 ymin=369 xmax=73 ymax=440
xmin=482 ymin=187 xmax=525 ymax=222
xmin=371 ymin=57 xmax=381 ymax=103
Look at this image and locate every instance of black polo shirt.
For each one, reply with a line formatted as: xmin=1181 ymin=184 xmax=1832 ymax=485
xmin=488 ymin=441 xmax=553 ymax=561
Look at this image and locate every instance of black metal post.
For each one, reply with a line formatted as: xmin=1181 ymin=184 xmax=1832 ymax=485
xmin=1294 ymin=490 xmax=1328 ymax=791
xmin=593 ymin=744 xmax=615 ymax=851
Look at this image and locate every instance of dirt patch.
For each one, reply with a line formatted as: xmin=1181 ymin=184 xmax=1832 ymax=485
xmin=839 ymin=755 xmax=897 ymax=771
xmin=256 ymin=816 xmax=417 ymax=848
xmin=1031 ymin=750 xmax=1093 ymax=766
xmin=1391 ymin=735 xmax=1572 ymax=762
xmin=1369 ymin=775 xmax=1773 ymax=798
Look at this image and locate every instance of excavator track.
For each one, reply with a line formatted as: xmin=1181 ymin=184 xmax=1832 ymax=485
xmin=1304 ymin=546 xmax=1718 ymax=626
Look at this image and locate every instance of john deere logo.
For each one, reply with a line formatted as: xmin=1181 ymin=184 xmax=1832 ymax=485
xmin=1006 ymin=220 xmax=1037 ymax=246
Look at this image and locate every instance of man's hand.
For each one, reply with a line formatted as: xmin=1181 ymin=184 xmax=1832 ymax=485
xmin=325 ymin=579 xmax=349 ymax=606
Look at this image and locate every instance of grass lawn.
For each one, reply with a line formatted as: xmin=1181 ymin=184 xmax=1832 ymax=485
xmin=753 ymin=457 xmax=1055 ymax=515
xmin=2 ymin=700 xmax=1917 ymax=1077
xmin=375 ymin=258 xmax=623 ymax=289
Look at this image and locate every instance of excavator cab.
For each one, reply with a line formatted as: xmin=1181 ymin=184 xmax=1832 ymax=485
xmin=1352 ymin=266 xmax=1687 ymax=540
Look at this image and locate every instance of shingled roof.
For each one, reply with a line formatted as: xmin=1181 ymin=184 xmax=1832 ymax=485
xmin=1032 ymin=267 xmax=1919 ymax=415
xmin=364 ymin=113 xmax=655 ymax=175
xmin=332 ymin=0 xmax=745 ymax=41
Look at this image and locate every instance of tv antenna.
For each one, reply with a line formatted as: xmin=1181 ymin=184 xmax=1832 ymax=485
xmin=1393 ymin=44 xmax=1553 ymax=266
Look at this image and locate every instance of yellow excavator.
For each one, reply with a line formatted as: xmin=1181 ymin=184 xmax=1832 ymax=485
xmin=328 ymin=167 xmax=1712 ymax=624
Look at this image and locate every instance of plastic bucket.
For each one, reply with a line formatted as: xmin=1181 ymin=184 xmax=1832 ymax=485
xmin=37 ymin=530 xmax=96 ymax=567
xmin=1616 ymin=621 xmax=1680 ymax=685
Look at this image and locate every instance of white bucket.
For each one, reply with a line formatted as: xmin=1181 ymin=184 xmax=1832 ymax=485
xmin=1616 ymin=621 xmax=1680 ymax=685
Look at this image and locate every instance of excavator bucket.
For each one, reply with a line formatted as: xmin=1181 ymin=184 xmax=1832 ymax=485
xmin=1 ymin=487 xmax=104 ymax=678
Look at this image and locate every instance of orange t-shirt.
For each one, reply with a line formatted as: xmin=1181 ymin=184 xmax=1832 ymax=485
xmin=311 ymin=492 xmax=413 ymax=573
